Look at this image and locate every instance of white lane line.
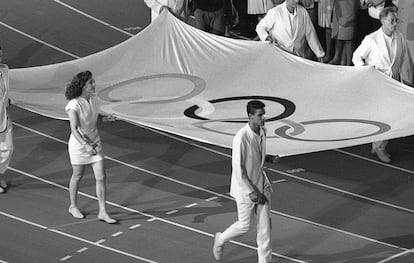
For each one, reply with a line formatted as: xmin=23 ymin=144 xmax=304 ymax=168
xmin=7 ymin=166 xmax=306 ymax=263
xmin=185 ymin=203 xmax=198 ymax=208
xmin=272 ymin=179 xmax=287 ymax=184
xmin=335 ymin=149 xmax=414 ymax=176
xmin=60 ymin=255 xmax=72 ymax=261
xmin=205 ymin=196 xmax=219 ymax=202
xmin=376 ymin=249 xmax=414 ymax=263
xmin=112 ymin=232 xmax=123 ymax=237
xmin=5 ymin=0 xmax=412 ymax=211
xmin=7 ymin=12 xmax=409 ymax=215
xmin=96 ymin=239 xmax=106 ymax=244
xmin=129 ymin=224 xmax=141 ymax=230
xmin=166 ymin=210 xmax=178 ymax=215
xmin=77 ymin=247 xmax=88 ymax=253
xmin=123 ymin=26 xmax=142 ymax=31
xmin=267 ymin=167 xmax=414 ymax=214
xmin=0 ymin=260 xmax=10 ymax=263
xmin=11 ymin=122 xmax=411 ymax=251
xmin=52 ymin=0 xmax=134 ymax=36
xmin=0 ymin=211 xmax=158 ymax=263
xmin=129 ymin=118 xmax=414 ymax=189
xmin=0 ymin=21 xmax=80 ymax=59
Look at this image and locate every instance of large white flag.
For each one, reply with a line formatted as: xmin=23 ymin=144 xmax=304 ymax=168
xmin=8 ymin=12 xmax=414 ymax=156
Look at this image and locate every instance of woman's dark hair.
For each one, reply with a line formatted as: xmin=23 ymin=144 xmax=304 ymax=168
xmin=65 ymin=70 xmax=92 ymax=100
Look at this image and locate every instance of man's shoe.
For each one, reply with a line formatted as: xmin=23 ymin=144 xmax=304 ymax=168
xmin=371 ymin=148 xmax=391 ymax=163
xmin=213 ymin=232 xmax=224 ymax=261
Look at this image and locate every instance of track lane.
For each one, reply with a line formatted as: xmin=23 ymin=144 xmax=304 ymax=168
xmin=6 ymin=106 xmax=413 ymax=262
xmin=2 ymin=1 xmax=414 ymax=262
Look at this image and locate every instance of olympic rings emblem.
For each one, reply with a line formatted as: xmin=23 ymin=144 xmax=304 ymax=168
xmin=184 ymin=96 xmax=391 ymax=141
xmin=96 ymin=73 xmax=392 ymax=142
xmin=274 ymin=119 xmax=391 ymax=142
xmin=99 ymin=73 xmax=205 ymax=104
xmin=184 ymin=96 xmax=296 ymax=123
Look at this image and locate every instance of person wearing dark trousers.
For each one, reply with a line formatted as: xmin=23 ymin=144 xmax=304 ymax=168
xmin=193 ymin=0 xmax=226 ymax=35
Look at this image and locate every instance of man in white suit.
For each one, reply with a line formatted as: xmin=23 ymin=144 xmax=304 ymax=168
xmin=353 ymin=6 xmax=413 ymax=163
xmin=144 ymin=0 xmax=186 ymax=22
xmin=255 ymin=0 xmax=325 ymax=61
xmin=213 ymin=100 xmax=279 ymax=263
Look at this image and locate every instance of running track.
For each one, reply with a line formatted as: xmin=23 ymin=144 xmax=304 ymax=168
xmin=0 ymin=1 xmax=414 ymax=262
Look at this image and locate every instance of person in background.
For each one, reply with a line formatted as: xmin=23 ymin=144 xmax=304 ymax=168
xmin=65 ymin=71 xmax=117 ymax=224
xmin=300 ymin=0 xmax=319 ymax=60
xmin=256 ymin=0 xmax=325 ymax=61
xmin=352 ymin=7 xmax=413 ymax=163
xmin=0 ymin=46 xmax=13 ymax=194
xmin=144 ymin=0 xmax=187 ymax=22
xmin=329 ymin=0 xmax=358 ymax=65
xmin=213 ymin=100 xmax=279 ymax=263
xmin=193 ymin=0 xmax=226 ymax=35
xmin=397 ymin=0 xmax=414 ymax=65
xmin=318 ymin=0 xmax=335 ymax=62
xmin=248 ymin=0 xmax=275 ymax=21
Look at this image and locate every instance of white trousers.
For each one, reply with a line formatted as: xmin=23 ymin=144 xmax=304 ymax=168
xmin=219 ymin=196 xmax=272 ymax=263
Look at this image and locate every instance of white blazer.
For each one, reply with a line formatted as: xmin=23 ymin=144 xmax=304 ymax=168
xmin=352 ymin=28 xmax=413 ymax=85
xmin=230 ymin=124 xmax=272 ymax=203
xmin=256 ymin=2 xmax=325 ymax=58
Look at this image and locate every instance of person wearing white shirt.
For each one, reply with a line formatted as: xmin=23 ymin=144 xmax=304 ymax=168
xmin=212 ymin=100 xmax=279 ymax=263
xmin=256 ymin=0 xmax=325 ymax=61
xmin=0 ymin=46 xmax=13 ymax=194
xmin=352 ymin=7 xmax=413 ymax=163
xmin=144 ymin=0 xmax=186 ymax=22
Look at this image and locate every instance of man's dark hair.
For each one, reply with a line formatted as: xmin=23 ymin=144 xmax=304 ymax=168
xmin=379 ymin=6 xmax=397 ymax=21
xmin=247 ymin=100 xmax=265 ymax=115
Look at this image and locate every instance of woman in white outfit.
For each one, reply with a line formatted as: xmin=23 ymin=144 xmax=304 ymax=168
xmin=65 ymin=71 xmax=116 ymax=224
xmin=0 ymin=46 xmax=13 ymax=194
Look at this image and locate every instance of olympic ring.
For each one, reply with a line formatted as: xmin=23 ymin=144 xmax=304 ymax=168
xmin=274 ymin=119 xmax=391 ymax=142
xmin=184 ymin=96 xmax=295 ymax=123
xmin=193 ymin=118 xmax=280 ymax=138
xmin=98 ymin=73 xmax=205 ymax=104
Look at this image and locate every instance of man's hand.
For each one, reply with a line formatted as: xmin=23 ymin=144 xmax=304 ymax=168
xmin=265 ymin=155 xmax=280 ymax=163
xmin=250 ymin=190 xmax=268 ymax=205
xmin=249 ymin=191 xmax=259 ymax=203
xmin=265 ymin=35 xmax=274 ymax=43
xmin=102 ymin=114 xmax=117 ymax=122
xmin=258 ymin=193 xmax=268 ymax=205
